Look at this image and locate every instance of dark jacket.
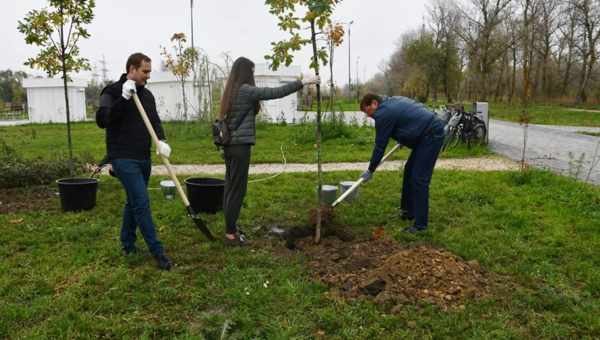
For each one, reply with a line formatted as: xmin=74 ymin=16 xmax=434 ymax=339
xmin=96 ymin=74 xmax=165 ymax=160
xmin=226 ymin=80 xmax=303 ymax=145
xmin=368 ymin=96 xmax=435 ymax=172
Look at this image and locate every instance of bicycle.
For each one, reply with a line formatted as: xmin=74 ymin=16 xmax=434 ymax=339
xmin=441 ymin=105 xmax=487 ymax=151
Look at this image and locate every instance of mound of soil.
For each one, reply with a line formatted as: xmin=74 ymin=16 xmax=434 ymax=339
xmin=0 ymin=186 xmax=57 ymax=214
xmin=295 ymin=236 xmax=489 ymax=311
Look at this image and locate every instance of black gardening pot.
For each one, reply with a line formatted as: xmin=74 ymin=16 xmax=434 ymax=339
xmin=185 ymin=177 xmax=224 ymax=214
xmin=56 ymin=178 xmax=99 ymax=212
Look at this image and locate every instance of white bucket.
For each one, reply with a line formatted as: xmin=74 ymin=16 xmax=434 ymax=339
xmin=160 ymin=180 xmax=176 ymax=199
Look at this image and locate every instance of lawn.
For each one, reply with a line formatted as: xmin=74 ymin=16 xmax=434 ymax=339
xmin=489 ymin=102 xmax=600 ymax=127
xmin=579 ymin=131 xmax=600 ymax=137
xmin=300 ymin=98 xmax=360 ymax=112
xmin=0 ymin=121 xmax=489 ymax=165
xmin=302 ymin=98 xmax=600 ymax=127
xmin=1 ymin=169 xmax=599 ymax=338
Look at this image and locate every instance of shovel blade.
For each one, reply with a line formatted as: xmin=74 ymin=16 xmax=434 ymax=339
xmin=186 ymin=206 xmax=216 ymax=241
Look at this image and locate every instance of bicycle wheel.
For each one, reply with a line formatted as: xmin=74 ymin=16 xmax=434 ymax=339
xmin=443 ymin=125 xmax=457 ymax=151
xmin=471 ymin=123 xmax=487 ymax=146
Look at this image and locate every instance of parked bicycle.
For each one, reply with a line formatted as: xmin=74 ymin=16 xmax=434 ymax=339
xmin=440 ymin=104 xmax=487 ymax=150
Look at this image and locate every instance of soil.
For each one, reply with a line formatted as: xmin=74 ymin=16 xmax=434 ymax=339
xmin=293 ymin=235 xmax=490 ymax=311
xmin=0 ymin=186 xmax=58 ymax=214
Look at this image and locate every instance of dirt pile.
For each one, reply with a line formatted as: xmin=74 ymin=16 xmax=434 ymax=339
xmin=295 ymin=237 xmax=489 ymax=310
xmin=0 ymin=186 xmax=56 ymax=214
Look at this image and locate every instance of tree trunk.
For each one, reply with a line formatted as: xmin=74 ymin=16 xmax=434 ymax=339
xmin=509 ymin=43 xmax=517 ymax=104
xmin=310 ymin=20 xmax=323 ymax=244
xmin=577 ymin=54 xmax=590 ymax=104
xmin=181 ymin=78 xmax=188 ymax=120
xmin=59 ymin=4 xmax=73 ymax=175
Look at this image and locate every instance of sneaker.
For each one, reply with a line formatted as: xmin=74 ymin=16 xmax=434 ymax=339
xmin=224 ymin=231 xmax=248 ymax=247
xmin=153 ymin=253 xmax=172 ymax=271
xmin=403 ymin=225 xmax=427 ymax=233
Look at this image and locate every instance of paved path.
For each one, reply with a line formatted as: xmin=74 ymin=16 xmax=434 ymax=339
xmin=489 ymin=119 xmax=600 ymax=183
xmin=136 ymin=156 xmax=518 ymax=176
xmin=0 ymin=120 xmax=29 ymax=126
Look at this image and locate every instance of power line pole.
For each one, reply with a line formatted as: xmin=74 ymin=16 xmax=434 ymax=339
xmin=100 ymin=55 xmax=109 ymax=83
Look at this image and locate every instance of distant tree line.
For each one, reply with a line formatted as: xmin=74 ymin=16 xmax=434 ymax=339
xmin=363 ymin=0 xmax=600 ymax=105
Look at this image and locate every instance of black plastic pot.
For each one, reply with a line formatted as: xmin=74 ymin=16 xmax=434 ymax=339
xmin=56 ymin=178 xmax=99 ymax=212
xmin=185 ymin=177 xmax=224 ymax=214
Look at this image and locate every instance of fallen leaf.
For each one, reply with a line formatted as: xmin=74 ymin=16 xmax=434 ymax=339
xmin=9 ymin=218 xmax=24 ymax=224
xmin=371 ymin=226 xmax=385 ymax=240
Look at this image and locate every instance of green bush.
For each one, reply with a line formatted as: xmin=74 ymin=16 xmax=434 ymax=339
xmin=0 ymin=139 xmax=93 ymax=189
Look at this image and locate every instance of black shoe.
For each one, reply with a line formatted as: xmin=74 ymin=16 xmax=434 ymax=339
xmin=153 ymin=253 xmax=172 ymax=271
xmin=123 ymin=246 xmax=138 ymax=256
xmin=403 ymin=225 xmax=427 ymax=233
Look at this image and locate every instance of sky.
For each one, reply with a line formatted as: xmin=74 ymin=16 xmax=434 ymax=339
xmin=3 ymin=0 xmax=428 ymax=86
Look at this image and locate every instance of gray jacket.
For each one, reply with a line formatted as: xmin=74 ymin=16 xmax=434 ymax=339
xmin=227 ymin=80 xmax=303 ymax=145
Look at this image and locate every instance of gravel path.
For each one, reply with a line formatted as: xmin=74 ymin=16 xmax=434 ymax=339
xmin=489 ymin=119 xmax=600 ymax=183
xmin=146 ymin=156 xmax=518 ymax=176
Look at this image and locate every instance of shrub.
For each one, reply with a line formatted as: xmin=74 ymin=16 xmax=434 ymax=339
xmin=0 ymin=139 xmax=93 ymax=189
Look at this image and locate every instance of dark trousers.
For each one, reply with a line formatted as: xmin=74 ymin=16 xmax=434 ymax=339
xmin=223 ymin=144 xmax=252 ymax=234
xmin=400 ymin=119 xmax=445 ymax=228
xmin=111 ymin=158 xmax=164 ymax=255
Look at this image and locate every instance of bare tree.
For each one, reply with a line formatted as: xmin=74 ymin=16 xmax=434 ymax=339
xmin=520 ymin=0 xmax=541 ymax=105
xmin=528 ymin=0 xmax=560 ymax=98
xmin=428 ymin=0 xmax=462 ymax=102
xmin=571 ymin=0 xmax=600 ymax=104
xmin=455 ymin=0 xmax=513 ymax=100
xmin=557 ymin=2 xmax=578 ymax=95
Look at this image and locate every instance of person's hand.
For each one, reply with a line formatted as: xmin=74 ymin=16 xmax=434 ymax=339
xmin=361 ymin=170 xmax=373 ymax=182
xmin=122 ymin=80 xmax=136 ymax=100
xmin=302 ymin=75 xmax=321 ymax=86
xmin=156 ymin=140 xmax=171 ymax=158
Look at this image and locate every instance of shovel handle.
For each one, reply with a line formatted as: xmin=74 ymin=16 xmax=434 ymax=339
xmin=131 ymin=92 xmax=190 ymax=207
xmin=331 ymin=143 xmax=402 ymax=207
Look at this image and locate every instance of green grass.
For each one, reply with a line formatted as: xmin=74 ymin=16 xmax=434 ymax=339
xmin=0 ymin=121 xmax=489 ymax=164
xmin=490 ymin=102 xmax=600 ymax=127
xmin=579 ymin=131 xmax=600 ymax=137
xmin=301 ymin=98 xmax=361 ymax=112
xmin=1 ymin=169 xmax=599 ymax=338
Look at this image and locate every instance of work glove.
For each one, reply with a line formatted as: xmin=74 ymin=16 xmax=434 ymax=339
xmin=156 ymin=140 xmax=171 ymax=158
xmin=302 ymin=75 xmax=321 ymax=86
xmin=122 ymin=80 xmax=136 ymax=100
xmin=360 ymin=170 xmax=373 ymax=182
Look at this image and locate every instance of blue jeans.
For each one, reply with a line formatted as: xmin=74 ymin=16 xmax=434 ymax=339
xmin=400 ymin=118 xmax=445 ymax=229
xmin=111 ymin=158 xmax=163 ymax=255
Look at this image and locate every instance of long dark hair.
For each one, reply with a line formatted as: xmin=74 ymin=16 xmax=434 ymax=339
xmin=219 ymin=57 xmax=260 ymax=120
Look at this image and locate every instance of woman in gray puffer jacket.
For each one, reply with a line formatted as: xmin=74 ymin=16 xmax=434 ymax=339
xmin=219 ymin=57 xmax=319 ymax=246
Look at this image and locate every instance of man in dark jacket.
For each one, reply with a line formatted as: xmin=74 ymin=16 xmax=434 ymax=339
xmin=360 ymin=94 xmax=445 ymax=233
xmin=96 ymin=53 xmax=172 ymax=270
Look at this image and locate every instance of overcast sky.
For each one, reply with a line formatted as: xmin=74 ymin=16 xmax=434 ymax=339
xmin=3 ymin=1 xmax=427 ymax=86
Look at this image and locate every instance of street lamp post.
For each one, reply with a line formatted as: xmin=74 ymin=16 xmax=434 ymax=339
xmin=356 ymin=56 xmax=360 ymax=101
xmin=347 ymin=20 xmax=353 ymax=99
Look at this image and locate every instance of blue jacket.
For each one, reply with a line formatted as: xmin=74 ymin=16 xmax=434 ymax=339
xmin=368 ymin=96 xmax=435 ymax=172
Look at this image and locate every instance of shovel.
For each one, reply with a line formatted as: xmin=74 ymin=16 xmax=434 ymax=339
xmin=131 ymin=92 xmax=215 ymax=241
xmin=331 ymin=143 xmax=402 ymax=208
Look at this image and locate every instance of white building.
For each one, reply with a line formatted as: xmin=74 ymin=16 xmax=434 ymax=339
xmin=254 ymin=63 xmax=301 ymax=123
xmin=22 ymin=78 xmax=87 ymax=123
xmin=146 ymin=71 xmax=209 ymax=121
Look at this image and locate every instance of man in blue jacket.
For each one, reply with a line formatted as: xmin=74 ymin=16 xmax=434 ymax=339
xmin=360 ymin=94 xmax=445 ymax=233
